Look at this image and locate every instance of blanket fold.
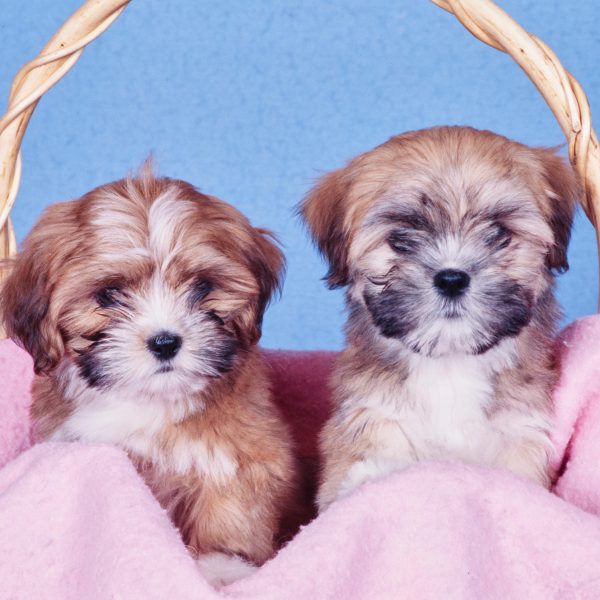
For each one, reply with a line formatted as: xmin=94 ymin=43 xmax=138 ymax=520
xmin=1 ymin=316 xmax=599 ymax=599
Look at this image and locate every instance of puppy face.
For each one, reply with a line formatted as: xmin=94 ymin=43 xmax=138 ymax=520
xmin=2 ymin=166 xmax=284 ymax=398
xmin=302 ymin=127 xmax=579 ymax=357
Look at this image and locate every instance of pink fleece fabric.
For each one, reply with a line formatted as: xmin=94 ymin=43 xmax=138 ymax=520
xmin=0 ymin=317 xmax=599 ymax=599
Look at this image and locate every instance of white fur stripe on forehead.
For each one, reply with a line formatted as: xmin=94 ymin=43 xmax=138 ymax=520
xmin=92 ymin=187 xmax=146 ymax=247
xmin=148 ymin=186 xmax=198 ymax=264
xmin=90 ymin=186 xmax=151 ymax=260
xmin=91 ymin=181 xmax=211 ymax=267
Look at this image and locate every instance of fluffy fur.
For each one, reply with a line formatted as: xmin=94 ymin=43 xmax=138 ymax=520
xmin=1 ymin=164 xmax=297 ymax=583
xmin=301 ymin=126 xmax=579 ymax=511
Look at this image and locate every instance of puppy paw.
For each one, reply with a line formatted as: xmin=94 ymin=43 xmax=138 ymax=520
xmin=336 ymin=456 xmax=409 ymax=501
xmin=196 ymin=552 xmax=257 ymax=587
xmin=496 ymin=447 xmax=552 ymax=488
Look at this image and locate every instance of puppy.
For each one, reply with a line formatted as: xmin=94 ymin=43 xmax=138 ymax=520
xmin=1 ymin=164 xmax=297 ymax=585
xmin=301 ymin=126 xmax=578 ymax=511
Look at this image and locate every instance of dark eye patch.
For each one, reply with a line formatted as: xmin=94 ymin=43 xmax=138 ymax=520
xmin=80 ymin=331 xmax=108 ymax=343
xmin=94 ymin=285 xmax=124 ymax=308
xmin=190 ymin=279 xmax=214 ymax=306
xmin=376 ymin=208 xmax=433 ymax=233
xmin=486 ymin=223 xmax=512 ymax=250
xmin=419 ymin=193 xmax=433 ymax=207
xmin=206 ymin=310 xmax=224 ymax=325
xmin=402 ymin=212 xmax=432 ymax=231
xmin=388 ymin=230 xmax=417 ymax=253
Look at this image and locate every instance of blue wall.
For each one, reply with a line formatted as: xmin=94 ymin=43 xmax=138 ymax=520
xmin=2 ymin=0 xmax=598 ymax=349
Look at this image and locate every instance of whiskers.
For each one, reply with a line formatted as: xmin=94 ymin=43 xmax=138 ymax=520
xmin=440 ymin=298 xmax=465 ymax=319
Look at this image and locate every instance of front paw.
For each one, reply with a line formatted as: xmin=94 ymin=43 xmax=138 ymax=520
xmin=336 ymin=457 xmax=410 ymax=501
xmin=196 ymin=552 xmax=257 ymax=587
xmin=497 ymin=448 xmax=552 ymax=488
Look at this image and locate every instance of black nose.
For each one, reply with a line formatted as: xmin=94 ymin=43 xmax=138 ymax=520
xmin=434 ymin=269 xmax=471 ymax=297
xmin=147 ymin=332 xmax=182 ymax=361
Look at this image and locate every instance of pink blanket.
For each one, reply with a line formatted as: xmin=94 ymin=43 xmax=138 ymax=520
xmin=1 ymin=317 xmax=600 ymax=599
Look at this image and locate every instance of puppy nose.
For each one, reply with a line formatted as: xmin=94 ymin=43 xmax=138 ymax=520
xmin=434 ymin=269 xmax=470 ymax=297
xmin=147 ymin=331 xmax=182 ymax=360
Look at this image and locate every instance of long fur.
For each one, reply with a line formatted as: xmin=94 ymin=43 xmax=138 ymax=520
xmin=1 ymin=165 xmax=297 ymax=577
xmin=300 ymin=126 xmax=580 ymax=510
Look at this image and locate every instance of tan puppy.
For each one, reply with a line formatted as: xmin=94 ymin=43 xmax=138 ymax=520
xmin=301 ymin=126 xmax=578 ymax=511
xmin=1 ymin=164 xmax=297 ymax=585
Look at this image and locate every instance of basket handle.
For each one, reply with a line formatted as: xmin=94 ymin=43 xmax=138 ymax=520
xmin=0 ymin=0 xmax=130 ymax=273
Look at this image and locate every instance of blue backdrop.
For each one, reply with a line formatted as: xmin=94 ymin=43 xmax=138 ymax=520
xmin=2 ymin=1 xmax=598 ymax=349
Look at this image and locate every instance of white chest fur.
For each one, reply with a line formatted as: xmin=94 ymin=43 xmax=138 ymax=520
xmin=400 ymin=352 xmax=495 ymax=458
xmin=50 ymin=384 xmax=237 ymax=483
xmin=347 ymin=340 xmax=517 ymax=464
xmin=333 ymin=343 xmax=525 ymax=503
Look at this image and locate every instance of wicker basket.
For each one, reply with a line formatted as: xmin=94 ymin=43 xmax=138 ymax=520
xmin=0 ymin=0 xmax=598 ymax=339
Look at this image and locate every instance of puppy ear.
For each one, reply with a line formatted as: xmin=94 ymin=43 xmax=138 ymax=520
xmin=0 ymin=204 xmax=72 ymax=374
xmin=300 ymin=168 xmax=352 ymax=289
xmin=535 ymin=149 xmax=580 ymax=273
xmin=247 ymin=228 xmax=285 ymax=344
xmin=1 ymin=254 xmax=64 ymax=374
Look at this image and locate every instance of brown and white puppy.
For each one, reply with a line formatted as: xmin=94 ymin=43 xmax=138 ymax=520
xmin=301 ymin=126 xmax=578 ymax=511
xmin=1 ymin=164 xmax=297 ymax=585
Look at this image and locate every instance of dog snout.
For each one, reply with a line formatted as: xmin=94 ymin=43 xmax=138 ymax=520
xmin=147 ymin=331 xmax=182 ymax=361
xmin=434 ymin=269 xmax=470 ymax=298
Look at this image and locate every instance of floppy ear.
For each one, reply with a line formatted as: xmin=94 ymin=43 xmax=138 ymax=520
xmin=1 ymin=252 xmax=64 ymax=375
xmin=535 ymin=149 xmax=580 ymax=273
xmin=300 ymin=168 xmax=353 ymax=289
xmin=252 ymin=228 xmax=285 ymax=326
xmin=0 ymin=204 xmax=72 ymax=374
xmin=245 ymin=228 xmax=285 ymax=345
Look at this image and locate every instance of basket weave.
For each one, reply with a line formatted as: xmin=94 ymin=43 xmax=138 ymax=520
xmin=0 ymin=0 xmax=598 ymax=339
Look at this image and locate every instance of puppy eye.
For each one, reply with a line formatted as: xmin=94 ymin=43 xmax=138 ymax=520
xmin=190 ymin=280 xmax=214 ymax=306
xmin=94 ymin=286 xmax=122 ymax=308
xmin=388 ymin=230 xmax=414 ymax=253
xmin=488 ymin=224 xmax=512 ymax=250
xmin=403 ymin=214 xmax=430 ymax=231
